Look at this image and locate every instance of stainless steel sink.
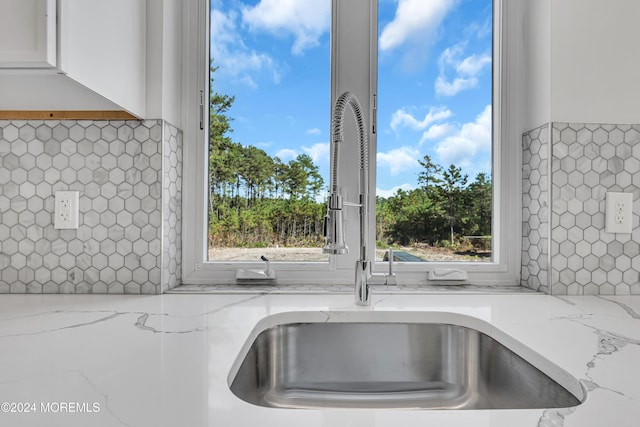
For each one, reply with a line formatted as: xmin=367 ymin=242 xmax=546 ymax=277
xmin=229 ymin=316 xmax=584 ymax=410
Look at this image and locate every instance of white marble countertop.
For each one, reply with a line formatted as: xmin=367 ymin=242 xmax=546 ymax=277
xmin=0 ymin=292 xmax=638 ymax=427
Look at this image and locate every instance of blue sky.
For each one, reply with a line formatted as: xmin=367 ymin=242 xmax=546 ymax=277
xmin=210 ymin=0 xmax=492 ymax=198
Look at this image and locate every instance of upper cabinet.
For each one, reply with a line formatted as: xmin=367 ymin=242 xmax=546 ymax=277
xmin=0 ymin=0 xmax=56 ymax=68
xmin=57 ymin=0 xmax=147 ymax=117
xmin=0 ymin=0 xmax=147 ymax=117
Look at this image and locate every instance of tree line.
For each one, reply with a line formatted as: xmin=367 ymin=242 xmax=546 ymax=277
xmin=208 ymin=65 xmax=325 ymax=247
xmin=376 ymin=157 xmax=491 ymax=250
xmin=209 ymin=64 xmax=491 ymax=251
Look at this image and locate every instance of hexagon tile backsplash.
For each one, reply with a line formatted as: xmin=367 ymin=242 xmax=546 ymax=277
xmin=522 ymin=124 xmax=550 ymax=294
xmin=0 ymin=119 xmax=182 ymax=294
xmin=522 ymin=122 xmax=640 ymax=295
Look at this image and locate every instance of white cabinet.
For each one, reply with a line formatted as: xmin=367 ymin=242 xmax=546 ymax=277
xmin=0 ymin=0 xmax=56 ymax=68
xmin=57 ymin=0 xmax=147 ymax=117
xmin=0 ymin=0 xmax=147 ymax=117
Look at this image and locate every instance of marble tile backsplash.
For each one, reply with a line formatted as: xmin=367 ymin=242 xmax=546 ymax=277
xmin=0 ymin=119 xmax=182 ymax=294
xmin=522 ymin=122 xmax=640 ymax=295
xmin=522 ymin=124 xmax=550 ymax=293
xmin=162 ymin=122 xmax=182 ymax=292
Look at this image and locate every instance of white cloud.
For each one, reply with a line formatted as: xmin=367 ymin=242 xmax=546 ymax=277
xmin=241 ymin=0 xmax=330 ymax=55
xmin=435 ymin=105 xmax=492 ymax=169
xmin=435 ymin=76 xmax=478 ymax=97
xmin=302 ymin=142 xmax=330 ymax=164
xmin=419 ymin=123 xmax=455 ymax=144
xmin=255 ymin=141 xmax=272 ymax=149
xmin=464 ymin=13 xmax=492 ymax=40
xmin=379 ymin=0 xmax=457 ymax=52
xmin=306 ymin=128 xmax=322 ymax=136
xmin=275 ymin=148 xmax=298 ymax=161
xmin=435 ymin=44 xmax=491 ymax=97
xmin=376 ymin=183 xmax=416 ymax=199
xmin=237 ymin=75 xmax=258 ymax=90
xmin=377 ymin=147 xmax=421 ymax=175
xmin=276 ymin=142 xmax=330 ymax=165
xmin=458 ymin=54 xmax=492 ymax=76
xmin=390 ymin=106 xmax=452 ymax=133
xmin=210 ymin=8 xmax=280 ymax=88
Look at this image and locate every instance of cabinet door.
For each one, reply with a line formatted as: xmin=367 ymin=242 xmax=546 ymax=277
xmin=0 ymin=0 xmax=56 ymax=68
xmin=58 ymin=0 xmax=146 ymax=116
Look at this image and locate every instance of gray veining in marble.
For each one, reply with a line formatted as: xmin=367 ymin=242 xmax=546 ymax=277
xmin=537 ymin=407 xmax=577 ymax=427
xmin=597 ymin=296 xmax=640 ymax=319
xmin=558 ymin=312 xmax=639 ymax=402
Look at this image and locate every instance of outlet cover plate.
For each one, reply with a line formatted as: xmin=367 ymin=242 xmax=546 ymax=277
xmin=54 ymin=191 xmax=79 ymax=229
xmin=605 ymin=192 xmax=633 ymax=234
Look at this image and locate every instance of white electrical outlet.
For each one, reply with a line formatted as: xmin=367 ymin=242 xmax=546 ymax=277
xmin=605 ymin=192 xmax=633 ymax=234
xmin=54 ymin=191 xmax=79 ymax=229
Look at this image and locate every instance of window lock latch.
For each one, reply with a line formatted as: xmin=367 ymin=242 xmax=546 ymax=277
xmin=199 ymin=90 xmax=205 ymax=130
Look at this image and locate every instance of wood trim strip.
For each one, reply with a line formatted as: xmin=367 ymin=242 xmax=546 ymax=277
xmin=0 ymin=111 xmax=138 ymax=120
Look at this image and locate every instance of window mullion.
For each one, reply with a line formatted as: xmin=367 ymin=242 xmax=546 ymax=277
xmin=330 ymin=0 xmax=378 ymax=269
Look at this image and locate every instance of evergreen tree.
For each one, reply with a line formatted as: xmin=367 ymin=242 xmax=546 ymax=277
xmin=440 ymin=164 xmax=468 ymax=244
xmin=466 ymin=172 xmax=492 ymax=238
xmin=417 ymin=155 xmax=442 ymax=193
xmin=208 ymin=60 xmax=237 ymax=223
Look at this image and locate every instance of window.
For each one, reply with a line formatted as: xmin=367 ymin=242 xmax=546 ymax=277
xmin=207 ymin=0 xmax=331 ymax=264
xmin=181 ymin=0 xmax=522 ymax=286
xmin=376 ymin=0 xmax=493 ymax=263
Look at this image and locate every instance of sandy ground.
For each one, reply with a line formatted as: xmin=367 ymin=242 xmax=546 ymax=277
xmin=208 ymin=246 xmax=491 ymax=262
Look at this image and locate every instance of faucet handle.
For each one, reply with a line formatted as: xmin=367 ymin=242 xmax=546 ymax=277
xmin=386 ymin=247 xmax=397 ymax=286
xmin=235 ymin=255 xmax=276 ymax=282
xmin=260 ymin=255 xmax=272 ymax=277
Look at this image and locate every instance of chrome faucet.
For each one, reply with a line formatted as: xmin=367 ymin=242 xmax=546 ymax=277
xmin=322 ymin=91 xmax=396 ymax=305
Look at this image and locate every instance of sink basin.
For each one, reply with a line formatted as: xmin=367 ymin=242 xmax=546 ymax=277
xmin=229 ymin=312 xmax=584 ymax=410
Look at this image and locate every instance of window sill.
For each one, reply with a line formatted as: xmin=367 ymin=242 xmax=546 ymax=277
xmin=167 ymin=283 xmax=533 ymax=294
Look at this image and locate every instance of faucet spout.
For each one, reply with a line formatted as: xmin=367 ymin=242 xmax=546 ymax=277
xmin=322 ymin=91 xmax=368 ymax=258
xmin=323 ymin=91 xmax=395 ymax=305
xmin=323 ymin=92 xmax=369 ymax=257
xmin=355 ymin=260 xmax=371 ymax=305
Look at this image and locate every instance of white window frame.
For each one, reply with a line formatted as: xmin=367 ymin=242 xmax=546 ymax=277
xmin=180 ymin=0 xmax=524 ymax=286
